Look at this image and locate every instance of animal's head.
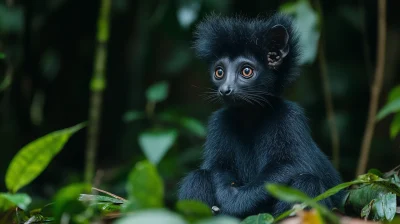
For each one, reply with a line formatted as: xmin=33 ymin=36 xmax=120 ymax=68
xmin=193 ymin=13 xmax=300 ymax=107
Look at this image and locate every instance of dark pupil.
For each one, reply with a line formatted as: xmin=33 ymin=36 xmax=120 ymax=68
xmin=217 ymin=69 xmax=223 ymax=76
xmin=244 ymin=68 xmax=250 ymax=74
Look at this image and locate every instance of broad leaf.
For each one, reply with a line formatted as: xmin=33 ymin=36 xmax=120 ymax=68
xmin=176 ymin=200 xmax=212 ymax=222
xmin=196 ymin=216 xmax=241 ymax=224
xmin=266 ymin=184 xmax=311 ymax=203
xmin=390 ymin=113 xmax=400 ymax=139
xmin=53 ymin=183 xmax=91 ymax=222
xmin=0 ymin=193 xmax=31 ymax=210
xmin=376 ymin=99 xmax=400 ymax=121
xmin=138 ymin=129 xmax=178 ymax=165
xmin=115 ymin=209 xmax=187 ymax=224
xmin=93 ymin=202 xmax=122 ymax=214
xmin=313 ymin=180 xmax=362 ymax=202
xmin=388 ymin=86 xmax=400 ymax=103
xmin=5 ymin=123 xmax=86 ymax=193
xmin=78 ymin=194 xmax=125 ymax=204
xmin=371 ymin=193 xmax=397 ymax=221
xmin=158 ymin=111 xmax=206 ymax=137
xmin=125 ymin=160 xmax=164 ymax=210
xmin=280 ymin=0 xmax=320 ymax=65
xmin=146 ymin=81 xmax=169 ymax=103
xmin=122 ymin=110 xmax=145 ymax=123
xmin=241 ymin=213 xmax=274 ymax=224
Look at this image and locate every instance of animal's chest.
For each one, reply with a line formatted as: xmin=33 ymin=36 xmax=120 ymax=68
xmin=225 ymin=128 xmax=271 ymax=184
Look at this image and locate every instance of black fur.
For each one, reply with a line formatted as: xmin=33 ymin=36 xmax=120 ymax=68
xmin=178 ymin=13 xmax=344 ymax=219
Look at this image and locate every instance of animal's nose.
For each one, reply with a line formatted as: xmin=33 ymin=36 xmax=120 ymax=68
xmin=219 ymin=86 xmax=233 ymax=96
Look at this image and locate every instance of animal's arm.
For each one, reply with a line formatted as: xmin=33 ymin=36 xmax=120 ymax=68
xmin=214 ymin=162 xmax=293 ymax=216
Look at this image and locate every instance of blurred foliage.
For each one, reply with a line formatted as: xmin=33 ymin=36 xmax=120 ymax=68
xmin=0 ymin=0 xmax=400 ymax=223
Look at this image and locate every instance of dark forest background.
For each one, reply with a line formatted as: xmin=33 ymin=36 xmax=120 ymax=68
xmin=1 ymin=0 xmax=400 ymax=210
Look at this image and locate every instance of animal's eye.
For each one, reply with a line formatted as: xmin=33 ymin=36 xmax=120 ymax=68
xmin=241 ymin=67 xmax=253 ymax=78
xmin=215 ymin=68 xmax=224 ymax=79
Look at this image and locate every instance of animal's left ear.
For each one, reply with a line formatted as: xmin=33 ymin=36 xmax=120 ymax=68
xmin=265 ymin=24 xmax=290 ymax=69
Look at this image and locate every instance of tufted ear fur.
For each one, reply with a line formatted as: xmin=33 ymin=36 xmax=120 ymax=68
xmin=265 ymin=25 xmax=290 ymax=69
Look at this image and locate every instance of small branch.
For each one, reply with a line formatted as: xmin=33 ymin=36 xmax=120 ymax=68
xmin=356 ymin=0 xmax=387 ymax=176
xmin=85 ymin=0 xmax=112 ymax=183
xmin=92 ymin=187 xmax=127 ymax=202
xmin=315 ymin=0 xmax=340 ymax=169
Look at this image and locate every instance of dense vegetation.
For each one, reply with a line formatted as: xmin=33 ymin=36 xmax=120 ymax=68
xmin=0 ymin=0 xmax=400 ymax=223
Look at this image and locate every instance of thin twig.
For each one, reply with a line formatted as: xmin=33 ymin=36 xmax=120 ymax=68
xmin=315 ymin=0 xmax=341 ymax=169
xmin=356 ymin=0 xmax=387 ymax=176
xmin=85 ymin=0 xmax=112 ymax=183
xmin=92 ymin=187 xmax=127 ymax=202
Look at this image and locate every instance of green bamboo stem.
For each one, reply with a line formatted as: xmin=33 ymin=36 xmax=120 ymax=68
xmin=85 ymin=0 xmax=112 ymax=184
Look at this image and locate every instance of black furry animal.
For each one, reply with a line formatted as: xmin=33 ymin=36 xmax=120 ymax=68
xmin=178 ymin=13 xmax=344 ymax=219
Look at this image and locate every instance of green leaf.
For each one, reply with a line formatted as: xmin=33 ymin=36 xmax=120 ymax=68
xmin=93 ymin=202 xmax=122 ymax=214
xmin=125 ymin=160 xmax=164 ymax=210
xmin=146 ymin=81 xmax=169 ymax=103
xmin=176 ymin=200 xmax=212 ymax=222
xmin=241 ymin=213 xmax=274 ymax=224
xmin=369 ymin=169 xmax=384 ymax=177
xmin=122 ymin=110 xmax=145 ymax=123
xmin=53 ymin=183 xmax=91 ymax=222
xmin=195 ymin=216 xmax=241 ymax=224
xmin=377 ymin=99 xmax=400 ymax=121
xmin=158 ymin=111 xmax=206 ymax=137
xmin=0 ymin=52 xmax=5 ymax=59
xmin=138 ymin=129 xmax=178 ymax=165
xmin=0 ymin=193 xmax=31 ymax=210
xmin=390 ymin=113 xmax=400 ymax=139
xmin=266 ymin=184 xmax=312 ymax=203
xmin=388 ymin=86 xmax=400 ymax=103
xmin=5 ymin=123 xmax=86 ymax=193
xmin=372 ymin=193 xmax=397 ymax=221
xmin=115 ymin=209 xmax=187 ymax=224
xmin=280 ymin=0 xmax=320 ymax=65
xmin=78 ymin=194 xmax=125 ymax=204
xmin=361 ymin=201 xmax=373 ymax=219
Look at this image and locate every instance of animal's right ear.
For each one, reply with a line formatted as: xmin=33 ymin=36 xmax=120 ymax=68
xmin=265 ymin=24 xmax=290 ymax=69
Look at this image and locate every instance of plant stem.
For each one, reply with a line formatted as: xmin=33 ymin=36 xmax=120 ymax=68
xmin=356 ymin=0 xmax=387 ymax=176
xmin=315 ymin=0 xmax=340 ymax=169
xmin=85 ymin=0 xmax=112 ymax=184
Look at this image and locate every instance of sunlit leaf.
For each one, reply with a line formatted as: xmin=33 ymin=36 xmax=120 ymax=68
xmin=280 ymin=0 xmax=320 ymax=65
xmin=5 ymin=123 xmax=86 ymax=193
xmin=146 ymin=81 xmax=169 ymax=103
xmin=241 ymin=213 xmax=274 ymax=224
xmin=53 ymin=183 xmax=91 ymax=222
xmin=138 ymin=129 xmax=178 ymax=165
xmin=0 ymin=193 xmax=31 ymax=210
xmin=176 ymin=200 xmax=212 ymax=222
xmin=196 ymin=216 xmax=241 ymax=224
xmin=78 ymin=194 xmax=125 ymax=204
xmin=115 ymin=209 xmax=187 ymax=224
xmin=390 ymin=113 xmax=400 ymax=139
xmin=376 ymin=99 xmax=400 ymax=121
xmin=122 ymin=110 xmax=145 ymax=123
xmin=125 ymin=161 xmax=164 ymax=210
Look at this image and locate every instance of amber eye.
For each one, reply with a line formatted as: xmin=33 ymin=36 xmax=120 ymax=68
xmin=241 ymin=67 xmax=253 ymax=78
xmin=215 ymin=68 xmax=224 ymax=79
